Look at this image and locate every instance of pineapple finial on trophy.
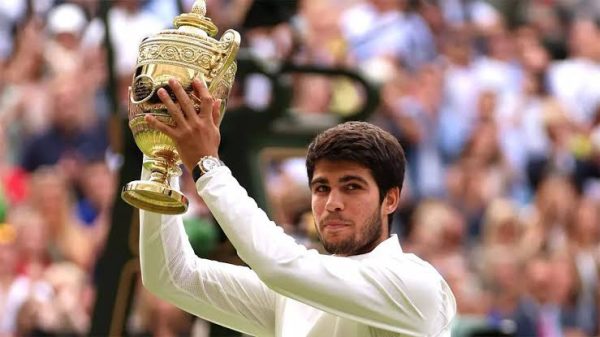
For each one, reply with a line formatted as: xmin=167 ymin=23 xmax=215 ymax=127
xmin=192 ymin=0 xmax=207 ymax=16
xmin=173 ymin=0 xmax=217 ymax=37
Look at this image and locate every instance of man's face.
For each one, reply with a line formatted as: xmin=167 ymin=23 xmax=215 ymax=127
xmin=310 ymin=160 xmax=393 ymax=256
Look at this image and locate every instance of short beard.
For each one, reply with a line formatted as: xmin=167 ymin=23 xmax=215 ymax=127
xmin=319 ymin=209 xmax=383 ymax=256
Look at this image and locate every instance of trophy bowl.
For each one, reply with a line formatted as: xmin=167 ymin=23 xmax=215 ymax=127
xmin=121 ymin=0 xmax=240 ymax=214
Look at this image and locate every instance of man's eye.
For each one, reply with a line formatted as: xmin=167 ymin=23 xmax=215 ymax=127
xmin=346 ymin=184 xmax=361 ymax=191
xmin=314 ymin=185 xmax=329 ymax=193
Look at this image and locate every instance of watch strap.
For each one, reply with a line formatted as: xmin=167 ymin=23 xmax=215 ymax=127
xmin=191 ymin=163 xmax=203 ymax=182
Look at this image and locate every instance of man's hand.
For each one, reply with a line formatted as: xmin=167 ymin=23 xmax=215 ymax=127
xmin=145 ymin=77 xmax=222 ymax=171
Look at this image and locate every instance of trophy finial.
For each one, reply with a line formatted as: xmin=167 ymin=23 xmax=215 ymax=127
xmin=191 ymin=0 xmax=207 ymax=17
xmin=173 ymin=0 xmax=217 ymax=37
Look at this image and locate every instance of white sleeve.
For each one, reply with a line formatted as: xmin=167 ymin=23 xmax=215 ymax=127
xmin=196 ymin=167 xmax=455 ymax=336
xmin=138 ymin=166 xmax=277 ymax=337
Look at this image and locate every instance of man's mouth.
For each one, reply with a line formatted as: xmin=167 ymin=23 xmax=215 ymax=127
xmin=323 ymin=221 xmax=350 ymax=231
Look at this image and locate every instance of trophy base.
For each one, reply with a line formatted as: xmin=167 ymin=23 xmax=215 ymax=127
xmin=122 ymin=181 xmax=189 ymax=215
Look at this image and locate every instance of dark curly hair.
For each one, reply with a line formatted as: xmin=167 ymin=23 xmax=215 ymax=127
xmin=306 ymin=121 xmax=406 ymax=227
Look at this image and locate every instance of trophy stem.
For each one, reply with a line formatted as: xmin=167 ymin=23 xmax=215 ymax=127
xmin=149 ymin=158 xmax=170 ymax=185
xmin=121 ymin=153 xmax=188 ymax=215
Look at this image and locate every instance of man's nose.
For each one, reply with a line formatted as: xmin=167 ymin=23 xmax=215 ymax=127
xmin=325 ymin=190 xmax=344 ymax=212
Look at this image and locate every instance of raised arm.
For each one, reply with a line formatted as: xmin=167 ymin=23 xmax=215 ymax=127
xmin=138 ymin=167 xmax=277 ymax=337
xmin=196 ymin=167 xmax=456 ymax=336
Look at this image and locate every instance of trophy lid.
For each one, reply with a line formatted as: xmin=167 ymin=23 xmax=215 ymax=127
xmin=173 ymin=0 xmax=218 ymax=37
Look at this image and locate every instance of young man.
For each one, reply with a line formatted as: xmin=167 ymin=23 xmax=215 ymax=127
xmin=140 ymin=78 xmax=456 ymax=337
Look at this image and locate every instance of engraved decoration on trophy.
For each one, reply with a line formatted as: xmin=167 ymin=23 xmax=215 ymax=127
xmin=121 ymin=0 xmax=240 ymax=214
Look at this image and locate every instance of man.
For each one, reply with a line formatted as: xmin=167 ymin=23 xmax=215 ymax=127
xmin=139 ymin=77 xmax=456 ymax=337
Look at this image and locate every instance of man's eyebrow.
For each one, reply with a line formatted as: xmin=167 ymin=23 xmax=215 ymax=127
xmin=339 ymin=175 xmax=368 ymax=185
xmin=310 ymin=177 xmax=328 ymax=187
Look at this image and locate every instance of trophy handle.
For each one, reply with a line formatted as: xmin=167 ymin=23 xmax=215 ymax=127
xmin=209 ymin=29 xmax=241 ymax=124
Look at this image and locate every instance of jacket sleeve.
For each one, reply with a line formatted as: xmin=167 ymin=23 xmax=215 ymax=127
xmin=138 ymin=166 xmax=277 ymax=337
xmin=196 ymin=167 xmax=456 ymax=336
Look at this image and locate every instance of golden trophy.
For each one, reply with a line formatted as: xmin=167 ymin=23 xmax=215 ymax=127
xmin=121 ymin=0 xmax=240 ymax=214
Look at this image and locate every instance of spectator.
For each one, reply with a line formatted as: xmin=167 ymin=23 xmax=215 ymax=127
xmin=513 ymin=253 xmax=562 ymax=337
xmin=28 ymin=167 xmax=95 ymax=271
xmin=547 ymin=17 xmax=600 ymax=127
xmin=437 ymin=26 xmax=480 ymax=160
xmin=0 ymin=17 xmax=52 ymax=159
xmin=18 ymin=262 xmax=92 ymax=336
xmin=20 ymin=72 xmax=108 ymax=173
xmin=0 ymin=223 xmax=52 ymax=336
xmin=9 ymin=206 xmax=51 ymax=279
xmin=405 ymin=199 xmax=465 ymax=265
xmin=44 ymin=3 xmax=89 ymax=75
xmin=480 ymin=198 xmax=524 ymax=246
xmin=480 ymin=246 xmax=524 ymax=331
xmin=565 ymin=198 xmax=600 ymax=336
xmin=522 ymin=174 xmax=579 ymax=258
xmin=339 ymin=0 xmax=436 ymax=70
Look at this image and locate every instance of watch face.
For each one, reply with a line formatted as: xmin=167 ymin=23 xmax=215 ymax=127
xmin=201 ymin=157 xmax=220 ymax=172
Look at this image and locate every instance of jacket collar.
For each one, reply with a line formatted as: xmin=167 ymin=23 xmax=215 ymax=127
xmin=347 ymin=234 xmax=402 ymax=261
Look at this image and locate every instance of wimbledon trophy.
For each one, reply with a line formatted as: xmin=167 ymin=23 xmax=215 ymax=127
xmin=121 ymin=0 xmax=240 ymax=214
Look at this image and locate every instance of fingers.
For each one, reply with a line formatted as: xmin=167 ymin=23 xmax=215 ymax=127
xmin=192 ymin=76 xmax=215 ymax=122
xmin=157 ymin=87 xmax=186 ymax=127
xmin=168 ymin=78 xmax=198 ymax=122
xmin=192 ymin=76 xmax=207 ymax=100
xmin=158 ymin=76 xmax=217 ymax=127
xmin=145 ymin=114 xmax=176 ymax=138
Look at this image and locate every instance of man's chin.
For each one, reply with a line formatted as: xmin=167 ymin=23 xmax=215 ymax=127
xmin=322 ymin=238 xmax=355 ymax=256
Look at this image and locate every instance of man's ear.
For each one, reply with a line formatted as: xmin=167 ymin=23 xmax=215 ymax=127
xmin=384 ymin=187 xmax=400 ymax=215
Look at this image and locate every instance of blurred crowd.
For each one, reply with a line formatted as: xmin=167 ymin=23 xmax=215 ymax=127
xmin=0 ymin=0 xmax=600 ymax=336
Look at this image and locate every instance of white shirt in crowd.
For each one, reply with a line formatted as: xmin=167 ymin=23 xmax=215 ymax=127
xmin=139 ymin=166 xmax=456 ymax=337
xmin=547 ymin=58 xmax=600 ymax=126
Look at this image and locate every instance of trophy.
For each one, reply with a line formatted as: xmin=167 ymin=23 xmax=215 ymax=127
xmin=121 ymin=0 xmax=240 ymax=214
